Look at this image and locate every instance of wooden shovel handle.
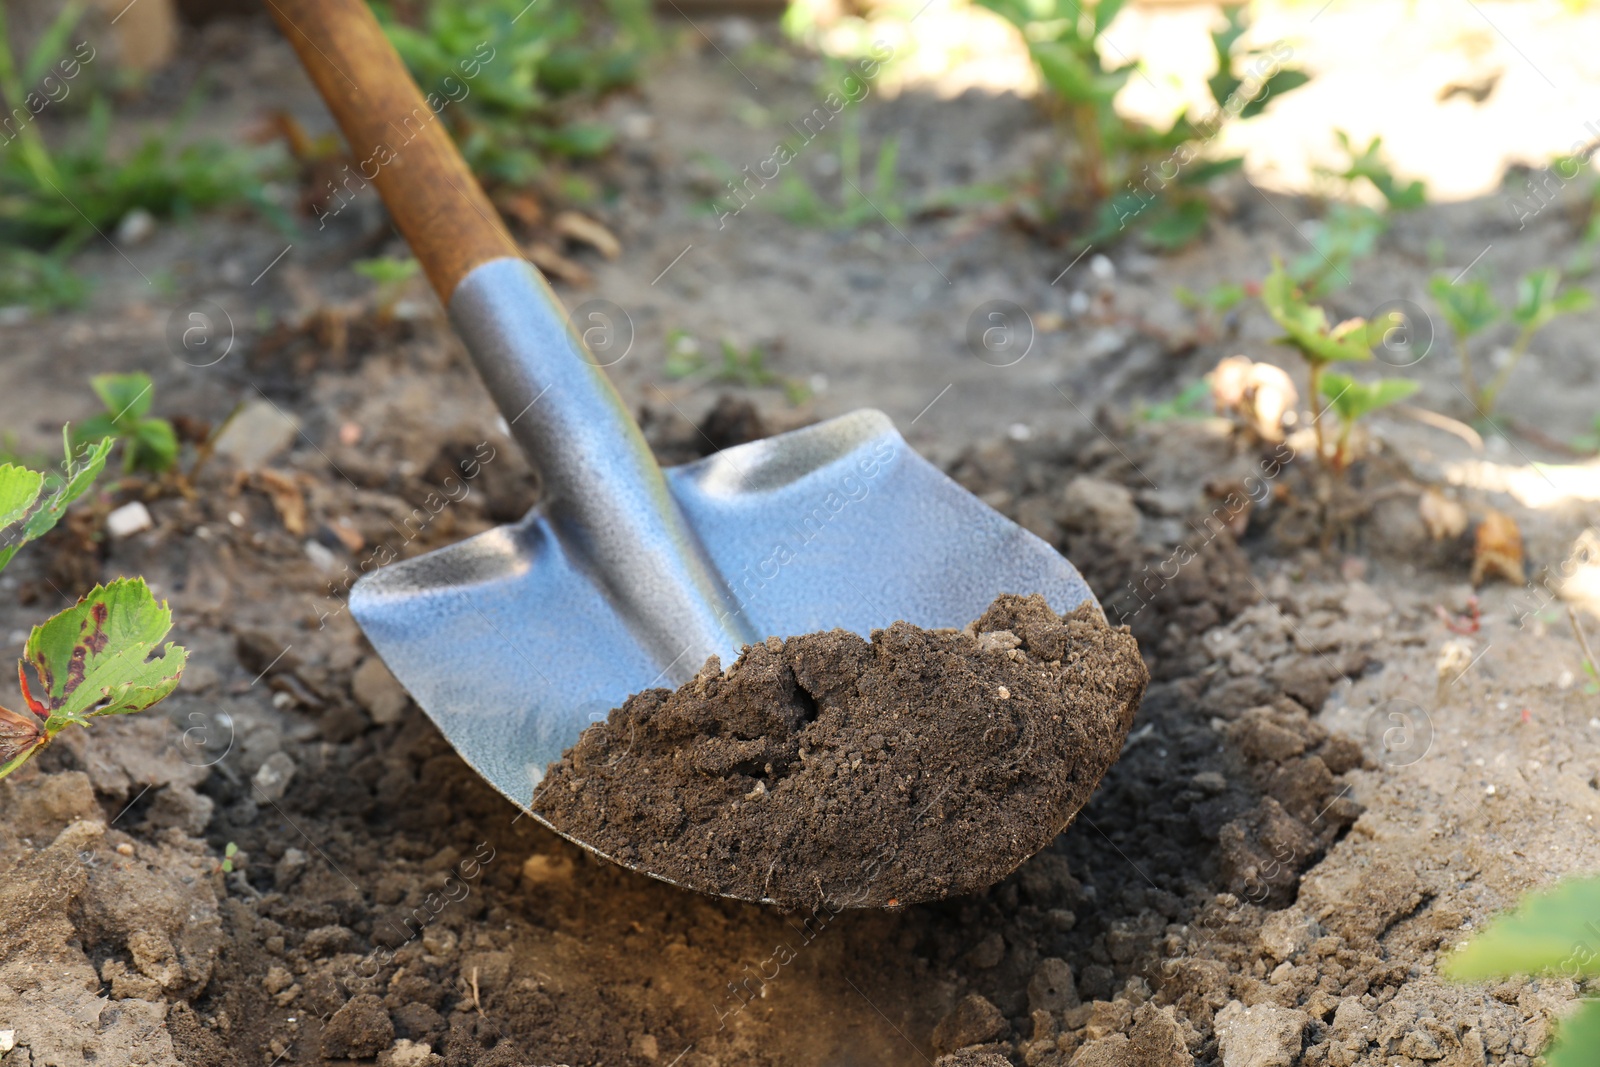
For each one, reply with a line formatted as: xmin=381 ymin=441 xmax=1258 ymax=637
xmin=264 ymin=0 xmax=521 ymax=300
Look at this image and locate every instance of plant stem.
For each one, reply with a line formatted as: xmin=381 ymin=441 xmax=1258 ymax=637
xmin=1453 ymin=328 xmax=1480 ymax=410
xmin=1478 ymin=327 xmax=1534 ymax=417
xmin=1072 ymin=104 xmax=1107 ymax=202
xmin=1308 ymin=361 xmax=1327 ymax=467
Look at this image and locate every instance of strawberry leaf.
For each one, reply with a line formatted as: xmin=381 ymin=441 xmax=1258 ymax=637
xmin=0 ymin=464 xmax=46 ymax=571
xmin=21 ymin=577 xmax=186 ymax=734
xmin=0 ymin=431 xmax=111 ymax=573
xmin=1261 ymin=258 xmax=1382 ymax=365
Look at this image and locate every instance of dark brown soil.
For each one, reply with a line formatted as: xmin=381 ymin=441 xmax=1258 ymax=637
xmin=533 ymin=595 xmax=1149 ymax=909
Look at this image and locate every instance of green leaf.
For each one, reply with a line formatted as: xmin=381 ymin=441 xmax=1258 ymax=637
xmin=20 ymin=577 xmax=187 ymax=734
xmin=1443 ymin=874 xmax=1600 ymax=980
xmin=1549 ymin=1000 xmax=1600 ymax=1067
xmin=1142 ymin=198 xmax=1209 ymax=250
xmin=0 ymin=465 xmax=46 ymax=549
xmin=0 ymin=433 xmax=110 ymax=572
xmin=1031 ymin=42 xmax=1099 ymax=103
xmin=1261 ymin=258 xmax=1380 ymax=364
xmin=1092 ymin=0 xmax=1126 ymax=36
xmin=90 ymin=373 xmax=155 ymax=425
xmin=1319 ymin=372 xmax=1419 ymax=424
xmin=1239 ymin=70 xmax=1310 ymax=119
xmin=1512 ymin=268 xmax=1591 ymax=332
xmin=1428 ymin=274 xmax=1500 ymax=339
xmin=128 ymin=418 xmax=178 ymax=474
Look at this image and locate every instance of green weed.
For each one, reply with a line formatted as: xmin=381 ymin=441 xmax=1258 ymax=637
xmin=975 ymin=0 xmax=1306 ymax=250
xmin=0 ymin=5 xmax=284 ymax=311
xmin=71 ymin=372 xmax=178 ymax=475
xmin=377 ymin=0 xmax=652 ymax=189
xmin=1428 ymin=267 xmax=1591 ymax=418
xmin=664 ymin=331 xmax=810 ymax=404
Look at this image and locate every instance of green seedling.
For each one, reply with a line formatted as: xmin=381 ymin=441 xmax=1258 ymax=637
xmin=1325 ymin=130 xmax=1426 ymax=211
xmin=1174 ymin=282 xmax=1246 ymax=315
xmin=1288 ymin=203 xmax=1386 ymax=298
xmin=1430 ymin=268 xmax=1592 ymax=417
xmin=353 ymin=255 xmax=421 ymax=320
xmin=1482 ymin=268 xmax=1592 ymax=415
xmin=1444 ymin=873 xmax=1600 ymax=1067
xmin=976 ymin=0 xmax=1305 ymax=250
xmin=663 ymin=332 xmax=810 ymax=404
xmin=378 ymin=0 xmax=650 ymax=188
xmin=0 ymin=578 xmax=186 ymax=780
xmin=1174 ymin=281 xmax=1246 ymax=337
xmin=1318 ymin=372 xmax=1418 ymax=471
xmin=72 ymin=373 xmax=177 ymax=475
xmin=1260 ymin=258 xmax=1396 ymax=466
xmin=1288 ymin=135 xmax=1423 ymax=298
xmin=221 ymin=842 xmax=239 ymax=873
xmin=1428 ymin=273 xmax=1499 ymax=405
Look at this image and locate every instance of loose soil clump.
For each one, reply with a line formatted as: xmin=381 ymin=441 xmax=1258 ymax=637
xmin=535 ymin=594 xmax=1149 ymax=909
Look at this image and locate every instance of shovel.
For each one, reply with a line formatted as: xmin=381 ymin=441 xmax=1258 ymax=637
xmin=267 ymin=0 xmax=1099 ymax=903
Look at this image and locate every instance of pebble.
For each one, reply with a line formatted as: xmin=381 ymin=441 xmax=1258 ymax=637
xmin=106 ymin=501 xmax=154 ymax=538
xmin=252 ymin=751 xmax=297 ymax=801
xmin=213 ymin=400 xmax=300 ymax=470
xmin=352 ymin=657 xmax=410 ymax=725
xmin=1213 ymin=1000 xmax=1309 ymax=1067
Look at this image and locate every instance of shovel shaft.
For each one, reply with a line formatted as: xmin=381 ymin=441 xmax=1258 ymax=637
xmin=264 ymin=0 xmax=519 ymax=301
xmin=268 ymin=0 xmax=754 ymax=678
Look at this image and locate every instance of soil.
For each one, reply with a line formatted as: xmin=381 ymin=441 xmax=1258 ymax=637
xmin=5 ymin=7 xmax=1600 ymax=1067
xmin=534 ymin=595 xmax=1148 ymax=908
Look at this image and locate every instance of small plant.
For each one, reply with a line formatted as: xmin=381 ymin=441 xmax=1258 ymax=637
xmin=1428 ymin=267 xmax=1591 ymax=417
xmin=1325 ymin=131 xmax=1427 ymax=211
xmin=377 ymin=0 xmax=651 ymax=189
xmin=1260 ymin=258 xmax=1406 ymax=468
xmin=663 ymin=332 xmax=810 ymax=404
xmin=0 ymin=435 xmax=185 ymax=781
xmin=1289 ymin=135 xmax=1426 ymax=298
xmin=1444 ymin=873 xmax=1600 ymax=1067
xmin=353 ymin=255 xmax=421 ymax=320
xmin=1287 ymin=203 xmax=1386 ymax=298
xmin=975 ymin=1 xmax=1306 ymax=249
xmin=221 ymin=842 xmax=239 ymax=873
xmin=0 ymin=5 xmax=283 ymax=310
xmin=71 ymin=373 xmax=178 ymax=475
xmin=1318 ymin=372 xmax=1418 ymax=471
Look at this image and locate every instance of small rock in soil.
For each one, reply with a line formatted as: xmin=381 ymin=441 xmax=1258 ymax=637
xmin=1213 ymin=1001 xmax=1308 ymax=1067
xmin=353 ymin=656 xmax=410 ymax=725
xmin=934 ymin=993 xmax=1010 ymax=1055
xmin=320 ymin=993 xmax=395 ymax=1060
xmin=251 ymin=751 xmax=297 ymax=801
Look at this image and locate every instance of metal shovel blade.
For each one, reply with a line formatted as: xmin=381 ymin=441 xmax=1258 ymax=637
xmin=350 ymin=408 xmax=1099 ymax=827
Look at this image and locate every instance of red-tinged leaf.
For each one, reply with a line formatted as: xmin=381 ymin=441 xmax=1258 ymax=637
xmin=21 ymin=577 xmax=187 ymax=735
xmin=0 ymin=702 xmax=45 ymax=779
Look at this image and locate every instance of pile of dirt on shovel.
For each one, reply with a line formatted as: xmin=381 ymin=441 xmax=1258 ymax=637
xmin=534 ymin=593 xmax=1149 ymax=908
